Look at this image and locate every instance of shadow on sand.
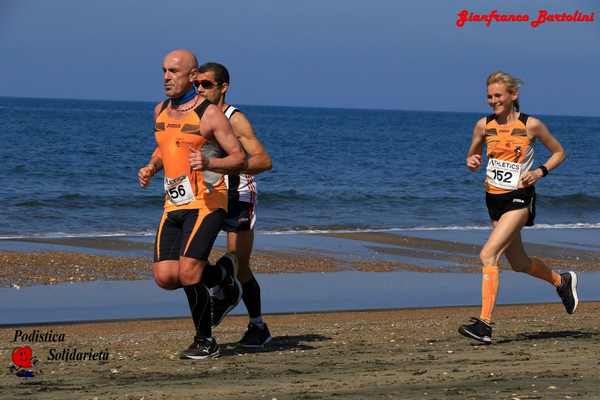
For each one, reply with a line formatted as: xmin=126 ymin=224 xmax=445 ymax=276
xmin=220 ymin=333 xmax=332 ymax=356
xmin=495 ymin=330 xmax=596 ymax=344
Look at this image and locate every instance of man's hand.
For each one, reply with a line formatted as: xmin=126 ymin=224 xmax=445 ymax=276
xmin=138 ymin=164 xmax=156 ymax=188
xmin=466 ymin=154 xmax=482 ymax=172
xmin=189 ymin=148 xmax=210 ymax=171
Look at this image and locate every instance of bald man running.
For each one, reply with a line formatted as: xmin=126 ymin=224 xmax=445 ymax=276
xmin=138 ymin=49 xmax=245 ymax=359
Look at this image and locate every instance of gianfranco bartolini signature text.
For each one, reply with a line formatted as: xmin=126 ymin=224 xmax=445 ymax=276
xmin=456 ymin=10 xmax=595 ymax=28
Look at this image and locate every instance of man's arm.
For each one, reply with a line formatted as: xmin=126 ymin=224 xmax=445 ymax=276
xmin=189 ymin=104 xmax=245 ymax=173
xmin=230 ymin=111 xmax=272 ymax=175
xmin=138 ymin=104 xmax=164 ymax=188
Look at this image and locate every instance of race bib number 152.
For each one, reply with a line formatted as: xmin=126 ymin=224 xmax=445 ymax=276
xmin=486 ymin=158 xmax=521 ymax=190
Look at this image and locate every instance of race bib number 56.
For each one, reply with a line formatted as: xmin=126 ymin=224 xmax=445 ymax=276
xmin=164 ymin=175 xmax=195 ymax=205
xmin=486 ymin=158 xmax=521 ymax=190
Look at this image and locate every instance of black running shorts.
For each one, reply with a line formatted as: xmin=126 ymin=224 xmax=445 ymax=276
xmin=222 ymin=200 xmax=255 ymax=233
xmin=154 ymin=208 xmax=226 ymax=262
xmin=486 ymin=186 xmax=536 ymax=226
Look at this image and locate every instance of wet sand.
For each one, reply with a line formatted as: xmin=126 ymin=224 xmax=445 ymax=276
xmin=2 ymin=302 xmax=599 ymax=399
xmin=2 ymin=231 xmax=600 ymax=287
xmin=0 ymin=248 xmax=348 ymax=288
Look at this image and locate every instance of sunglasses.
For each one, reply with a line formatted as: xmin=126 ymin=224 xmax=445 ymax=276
xmin=196 ymin=80 xmax=220 ymax=90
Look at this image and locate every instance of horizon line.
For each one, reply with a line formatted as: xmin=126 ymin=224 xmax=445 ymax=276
xmin=1 ymin=95 xmax=598 ymax=119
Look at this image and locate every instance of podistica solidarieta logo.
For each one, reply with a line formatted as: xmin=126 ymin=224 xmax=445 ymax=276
xmin=8 ymin=329 xmax=110 ymax=378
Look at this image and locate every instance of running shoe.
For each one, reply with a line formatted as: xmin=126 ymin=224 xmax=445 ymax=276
xmin=211 ymin=253 xmax=242 ymax=327
xmin=181 ymin=336 xmax=220 ymax=360
xmin=239 ymin=323 xmax=272 ymax=348
xmin=458 ymin=317 xmax=493 ymax=344
xmin=557 ymin=271 xmax=579 ymax=314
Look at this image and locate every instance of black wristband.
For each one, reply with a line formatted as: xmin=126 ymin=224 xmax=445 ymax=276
xmin=537 ymin=165 xmax=549 ymax=177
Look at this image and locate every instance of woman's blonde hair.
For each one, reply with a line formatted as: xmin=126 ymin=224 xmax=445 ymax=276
xmin=486 ymin=71 xmax=523 ymax=111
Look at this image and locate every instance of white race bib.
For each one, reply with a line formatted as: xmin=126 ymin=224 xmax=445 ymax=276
xmin=164 ymin=175 xmax=195 ymax=205
xmin=486 ymin=158 xmax=521 ymax=190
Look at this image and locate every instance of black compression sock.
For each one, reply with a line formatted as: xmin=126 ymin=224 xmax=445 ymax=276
xmin=242 ymin=276 xmax=262 ymax=319
xmin=183 ymin=282 xmax=212 ymax=338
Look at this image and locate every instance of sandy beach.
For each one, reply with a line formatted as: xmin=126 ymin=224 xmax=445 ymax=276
xmin=2 ymin=302 xmax=599 ymax=399
xmin=2 ymin=231 xmax=599 ymax=398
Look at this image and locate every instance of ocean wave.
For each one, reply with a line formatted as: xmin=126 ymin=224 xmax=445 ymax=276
xmin=258 ymin=191 xmax=467 ymax=205
xmin=257 ymin=223 xmax=600 ymax=235
xmin=539 ymin=193 xmax=600 ymax=210
xmin=1 ymin=223 xmax=599 ymax=241
xmin=14 ymin=194 xmax=162 ymax=209
xmin=0 ymin=230 xmax=155 ymax=240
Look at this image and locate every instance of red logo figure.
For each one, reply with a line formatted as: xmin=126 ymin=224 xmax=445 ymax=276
xmin=11 ymin=346 xmax=33 ymax=369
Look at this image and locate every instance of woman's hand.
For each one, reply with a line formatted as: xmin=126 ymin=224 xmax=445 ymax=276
xmin=466 ymin=154 xmax=482 ymax=172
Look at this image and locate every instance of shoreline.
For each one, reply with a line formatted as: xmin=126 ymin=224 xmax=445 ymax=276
xmin=2 ymin=230 xmax=600 ymax=288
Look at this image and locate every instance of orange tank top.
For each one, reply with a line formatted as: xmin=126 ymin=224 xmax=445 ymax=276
xmin=154 ymin=99 xmax=227 ymax=211
xmin=484 ymin=113 xmax=535 ymax=194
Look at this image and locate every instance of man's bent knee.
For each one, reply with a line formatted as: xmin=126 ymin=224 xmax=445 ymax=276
xmin=153 ymin=270 xmax=181 ymax=290
xmin=153 ymin=261 xmax=181 ymax=290
xmin=179 ymin=257 xmax=207 ymax=286
xmin=154 ymin=275 xmax=181 ymax=290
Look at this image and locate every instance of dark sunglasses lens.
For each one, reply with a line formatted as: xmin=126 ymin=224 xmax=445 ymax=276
xmin=199 ymin=80 xmax=216 ymax=89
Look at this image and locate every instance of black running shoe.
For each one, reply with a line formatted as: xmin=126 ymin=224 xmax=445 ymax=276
xmin=239 ymin=323 xmax=272 ymax=348
xmin=211 ymin=253 xmax=242 ymax=327
xmin=181 ymin=336 xmax=220 ymax=360
xmin=557 ymin=271 xmax=579 ymax=314
xmin=458 ymin=317 xmax=492 ymax=344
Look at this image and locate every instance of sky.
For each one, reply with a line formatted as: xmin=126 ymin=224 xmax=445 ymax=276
xmin=1 ymin=0 xmax=599 ymax=116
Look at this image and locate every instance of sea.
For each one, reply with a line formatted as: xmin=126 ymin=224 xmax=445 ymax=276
xmin=2 ymin=96 xmax=599 ymax=239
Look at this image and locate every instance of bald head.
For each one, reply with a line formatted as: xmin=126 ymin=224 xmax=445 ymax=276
xmin=162 ymin=49 xmax=199 ymax=98
xmin=164 ymin=49 xmax=198 ymax=71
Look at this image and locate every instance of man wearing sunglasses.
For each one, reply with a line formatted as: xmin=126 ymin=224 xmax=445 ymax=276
xmin=137 ymin=50 xmax=245 ymax=360
xmin=195 ymin=62 xmax=273 ymax=348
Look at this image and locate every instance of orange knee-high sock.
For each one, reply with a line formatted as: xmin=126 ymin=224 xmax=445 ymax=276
xmin=529 ymin=257 xmax=562 ymax=287
xmin=480 ymin=265 xmax=499 ymax=323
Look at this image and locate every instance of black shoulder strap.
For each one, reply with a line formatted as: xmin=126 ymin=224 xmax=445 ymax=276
xmin=224 ymin=105 xmax=240 ymax=120
xmin=193 ymin=99 xmax=211 ymax=121
xmin=518 ymin=113 xmax=529 ymax=125
xmin=158 ymin=100 xmax=170 ymax=114
xmin=486 ymin=114 xmax=496 ymax=124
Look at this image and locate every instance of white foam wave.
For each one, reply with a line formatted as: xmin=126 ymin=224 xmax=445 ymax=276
xmin=0 ymin=231 xmax=155 ymax=240
xmin=1 ymin=223 xmax=599 ymax=240
xmin=258 ymin=223 xmax=600 ymax=235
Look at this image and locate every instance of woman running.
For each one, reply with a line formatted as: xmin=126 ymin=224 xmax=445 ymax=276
xmin=459 ymin=71 xmax=578 ymax=344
